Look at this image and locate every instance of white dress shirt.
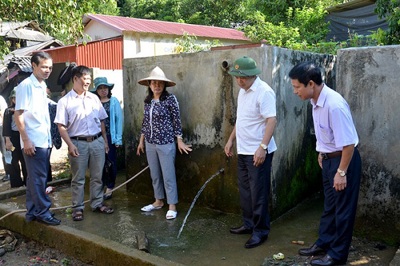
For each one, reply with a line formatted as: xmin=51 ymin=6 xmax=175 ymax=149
xmin=15 ymin=74 xmax=51 ymax=149
xmin=236 ymin=77 xmax=277 ymax=155
xmin=54 ymin=89 xmax=107 ymax=137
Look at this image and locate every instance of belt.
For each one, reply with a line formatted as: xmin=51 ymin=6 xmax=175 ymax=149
xmin=71 ymin=133 xmax=102 ymax=142
xmin=320 ymin=151 xmax=342 ymax=160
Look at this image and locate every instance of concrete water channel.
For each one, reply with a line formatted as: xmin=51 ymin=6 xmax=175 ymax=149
xmin=0 ymin=170 xmax=397 ymax=265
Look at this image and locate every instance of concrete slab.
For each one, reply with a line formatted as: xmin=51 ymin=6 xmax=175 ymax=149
xmin=0 ymin=195 xmax=182 ymax=266
xmin=390 ymin=249 xmax=400 ymax=266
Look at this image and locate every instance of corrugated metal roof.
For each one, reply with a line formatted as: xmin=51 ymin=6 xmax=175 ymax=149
xmin=43 ymin=37 xmax=123 ymax=70
xmin=0 ymin=40 xmax=63 ymax=71
xmin=83 ymin=14 xmax=249 ymax=41
xmin=6 ymin=28 xmax=53 ymax=42
xmin=0 ymin=21 xmax=31 ymax=36
xmin=7 ymin=56 xmax=32 ymax=73
xmin=0 ymin=21 xmax=45 ymax=36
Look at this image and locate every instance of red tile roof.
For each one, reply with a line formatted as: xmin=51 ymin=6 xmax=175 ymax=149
xmin=83 ymin=14 xmax=250 ymax=41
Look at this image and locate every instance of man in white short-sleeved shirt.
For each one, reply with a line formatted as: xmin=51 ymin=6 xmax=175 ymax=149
xmin=14 ymin=52 xmax=61 ymax=226
xmin=55 ymin=65 xmax=113 ymax=222
xmin=224 ymin=56 xmax=277 ymax=249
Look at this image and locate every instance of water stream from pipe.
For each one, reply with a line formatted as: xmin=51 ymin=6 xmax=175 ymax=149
xmin=177 ymin=168 xmax=224 ymax=239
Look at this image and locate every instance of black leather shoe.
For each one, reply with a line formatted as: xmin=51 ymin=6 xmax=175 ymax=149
xmin=37 ymin=216 xmax=61 ymax=226
xmin=244 ymin=234 xmax=268 ymax=249
xmin=311 ymin=254 xmax=345 ymax=266
xmin=299 ymin=243 xmax=326 ymax=256
xmin=229 ymin=225 xmax=252 ymax=234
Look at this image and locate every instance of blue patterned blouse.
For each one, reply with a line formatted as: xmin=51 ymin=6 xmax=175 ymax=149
xmin=141 ymin=94 xmax=183 ymax=145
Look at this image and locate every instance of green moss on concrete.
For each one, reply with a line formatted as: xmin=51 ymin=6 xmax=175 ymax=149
xmin=272 ymin=142 xmax=321 ymax=218
xmin=354 ymin=215 xmax=400 ymax=246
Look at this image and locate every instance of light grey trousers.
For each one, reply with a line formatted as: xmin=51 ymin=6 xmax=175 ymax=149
xmin=145 ymin=141 xmax=178 ymax=205
xmin=69 ymin=137 xmax=105 ymax=210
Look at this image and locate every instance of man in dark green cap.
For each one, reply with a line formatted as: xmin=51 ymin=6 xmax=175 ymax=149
xmin=224 ymin=56 xmax=277 ymax=248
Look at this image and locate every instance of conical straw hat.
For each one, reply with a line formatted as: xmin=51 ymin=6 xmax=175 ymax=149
xmin=138 ymin=66 xmax=176 ymax=87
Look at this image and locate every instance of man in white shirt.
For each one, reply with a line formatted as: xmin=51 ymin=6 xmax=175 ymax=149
xmin=224 ymin=56 xmax=277 ymax=249
xmin=14 ymin=52 xmax=61 ymax=226
xmin=289 ymin=61 xmax=361 ymax=266
xmin=55 ymin=65 xmax=113 ymax=222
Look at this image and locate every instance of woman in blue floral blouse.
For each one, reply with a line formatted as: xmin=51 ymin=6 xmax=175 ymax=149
xmin=136 ymin=66 xmax=192 ymax=220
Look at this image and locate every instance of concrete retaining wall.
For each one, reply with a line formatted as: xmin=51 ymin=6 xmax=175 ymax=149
xmin=123 ymin=46 xmax=335 ymax=216
xmin=337 ymin=45 xmax=400 ymax=243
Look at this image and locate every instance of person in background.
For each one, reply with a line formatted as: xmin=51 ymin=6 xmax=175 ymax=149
xmin=14 ymin=51 xmax=61 ymax=226
xmin=0 ymin=94 xmax=10 ymax=182
xmin=55 ymin=65 xmax=113 ymax=222
xmin=91 ymin=77 xmax=123 ymax=200
xmin=136 ymin=66 xmax=192 ymax=220
xmin=224 ymin=56 xmax=277 ymax=249
xmin=2 ymin=88 xmax=27 ymax=188
xmin=45 ymin=89 xmax=62 ymax=194
xmin=289 ymin=61 xmax=361 ymax=266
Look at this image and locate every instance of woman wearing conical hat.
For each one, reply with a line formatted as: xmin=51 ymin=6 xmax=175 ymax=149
xmin=136 ymin=66 xmax=192 ymax=220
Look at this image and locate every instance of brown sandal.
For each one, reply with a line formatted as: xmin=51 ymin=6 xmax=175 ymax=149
xmin=72 ymin=210 xmax=84 ymax=221
xmin=94 ymin=205 xmax=114 ymax=214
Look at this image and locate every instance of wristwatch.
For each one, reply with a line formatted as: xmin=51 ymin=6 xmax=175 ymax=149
xmin=260 ymin=143 xmax=268 ymax=150
xmin=337 ymin=168 xmax=346 ymax=177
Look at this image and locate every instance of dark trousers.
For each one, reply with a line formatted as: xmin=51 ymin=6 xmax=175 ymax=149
xmin=23 ymin=147 xmax=52 ymax=221
xmin=9 ymin=131 xmax=27 ymax=187
xmin=47 ymin=148 xmax=53 ymax=184
xmin=237 ymin=152 xmax=273 ymax=237
xmin=104 ymin=134 xmax=117 ymax=189
xmin=316 ymin=148 xmax=362 ymax=262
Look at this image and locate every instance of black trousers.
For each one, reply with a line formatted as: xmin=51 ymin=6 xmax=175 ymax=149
xmin=9 ymin=131 xmax=27 ymax=188
xmin=316 ymin=148 xmax=362 ymax=262
xmin=237 ymin=152 xmax=274 ymax=237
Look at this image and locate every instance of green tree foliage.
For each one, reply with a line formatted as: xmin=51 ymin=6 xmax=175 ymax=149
xmin=174 ymin=32 xmax=223 ymax=53
xmin=119 ymin=0 xmax=180 ymax=22
xmin=0 ymin=0 xmax=118 ymax=49
xmin=242 ymin=11 xmax=301 ymax=47
xmin=178 ymin=0 xmax=248 ymax=27
xmin=375 ymin=0 xmax=400 ymax=44
xmin=242 ymin=1 xmax=343 ymax=49
xmin=119 ymin=0 xmax=249 ymax=27
xmin=254 ymin=0 xmax=341 ymax=24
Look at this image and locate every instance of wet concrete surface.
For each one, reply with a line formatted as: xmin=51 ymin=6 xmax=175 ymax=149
xmin=0 ymin=169 xmax=398 ymax=265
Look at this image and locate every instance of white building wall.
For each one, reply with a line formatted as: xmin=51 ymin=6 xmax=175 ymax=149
xmin=123 ymin=33 xmax=248 ymax=59
xmin=83 ymin=21 xmax=121 ymax=41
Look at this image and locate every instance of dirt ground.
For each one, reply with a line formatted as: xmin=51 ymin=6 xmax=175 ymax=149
xmin=261 ymin=237 xmax=395 ymax=265
xmin=0 ymin=144 xmax=91 ymax=265
xmin=0 ymin=232 xmax=91 ymax=266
